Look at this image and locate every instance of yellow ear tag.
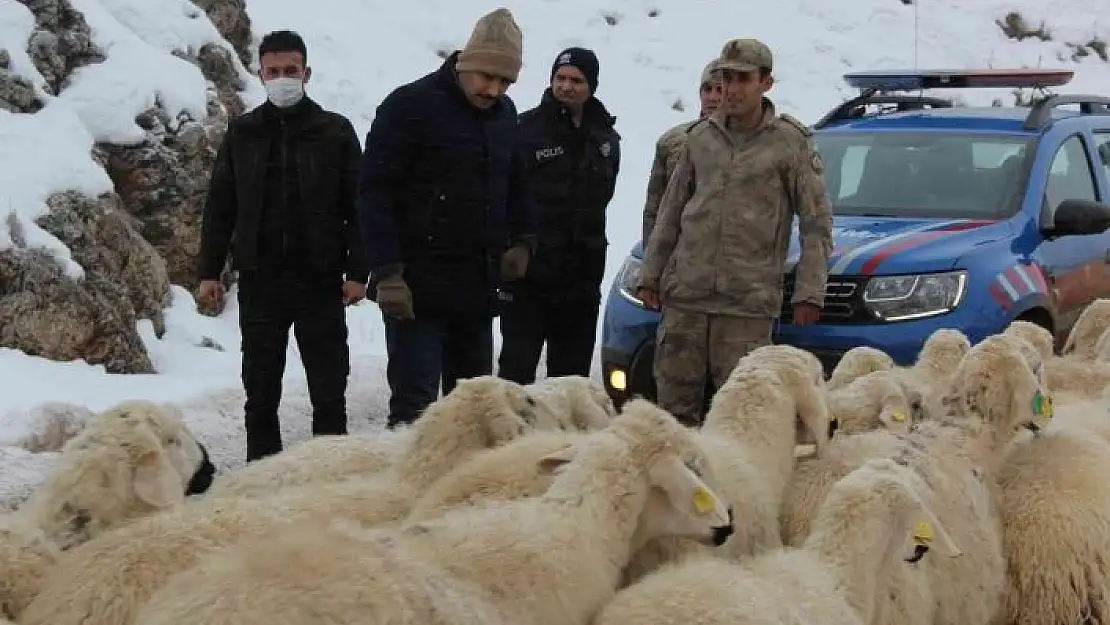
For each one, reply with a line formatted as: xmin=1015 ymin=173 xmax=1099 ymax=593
xmin=1033 ymin=392 xmax=1054 ymax=418
xmin=692 ymin=486 xmax=716 ymax=515
xmin=891 ymin=411 xmax=906 ymax=423
xmin=913 ymin=520 xmax=934 ymax=545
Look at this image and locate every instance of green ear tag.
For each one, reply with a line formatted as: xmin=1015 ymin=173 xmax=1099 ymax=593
xmin=1032 ymin=392 xmax=1054 ymax=418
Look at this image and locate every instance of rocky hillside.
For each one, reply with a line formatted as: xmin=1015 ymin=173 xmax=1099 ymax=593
xmin=0 ymin=0 xmax=252 ymax=374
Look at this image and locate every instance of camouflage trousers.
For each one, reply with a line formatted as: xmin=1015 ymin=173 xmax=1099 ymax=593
xmin=653 ymin=306 xmax=773 ymax=426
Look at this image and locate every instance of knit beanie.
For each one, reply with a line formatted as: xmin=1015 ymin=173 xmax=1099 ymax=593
xmin=455 ymin=8 xmax=523 ymax=82
xmin=550 ymin=47 xmax=600 ymax=93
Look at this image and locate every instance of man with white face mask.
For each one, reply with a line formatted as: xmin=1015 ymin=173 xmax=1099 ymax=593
xmin=196 ymin=29 xmax=369 ymax=462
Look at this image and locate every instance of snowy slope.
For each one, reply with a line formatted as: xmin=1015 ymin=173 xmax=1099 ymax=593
xmin=1 ymin=0 xmax=1109 ymax=480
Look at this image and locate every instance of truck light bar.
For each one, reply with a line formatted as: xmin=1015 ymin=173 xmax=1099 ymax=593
xmin=843 ymin=69 xmax=1074 ymax=92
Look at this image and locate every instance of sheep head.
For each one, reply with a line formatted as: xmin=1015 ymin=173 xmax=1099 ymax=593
xmin=916 ymin=328 xmax=971 ymax=374
xmin=1063 ymin=298 xmax=1110 ymax=358
xmin=948 ymin=334 xmax=1052 ymax=436
xmin=1002 ymin=320 xmax=1055 ymax=361
xmin=739 ymin=345 xmax=833 ymax=452
xmin=445 ymin=376 xmax=540 ymax=446
xmin=829 ymin=370 xmax=920 ymax=436
xmin=526 ymin=376 xmax=614 ymax=432
xmin=827 ymin=346 xmax=895 ymax=391
xmin=538 ymin=399 xmax=734 ymax=550
xmin=99 ymin=400 xmax=213 ymax=500
xmin=817 ymin=457 xmax=962 ymax=561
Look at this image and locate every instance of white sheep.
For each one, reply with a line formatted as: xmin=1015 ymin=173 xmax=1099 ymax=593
xmin=995 ymin=390 xmax=1110 ymax=624
xmin=779 ymin=333 xmax=1050 ymax=625
xmin=897 ymin=328 xmax=971 ymax=415
xmin=592 ymin=458 xmax=962 ymax=625
xmin=132 ymin=399 xmax=734 ymax=625
xmin=1062 ymin=297 xmax=1110 ymax=359
xmin=201 ymin=374 xmax=613 ymax=501
xmin=19 ymin=376 xmax=540 ymax=625
xmin=0 ymin=399 xmax=213 ymax=620
xmin=620 ymin=344 xmax=833 ymax=585
xmin=828 ymin=369 xmax=921 ymax=436
xmin=1003 ymin=320 xmax=1110 ymax=402
xmin=827 ymin=345 xmax=895 ymax=391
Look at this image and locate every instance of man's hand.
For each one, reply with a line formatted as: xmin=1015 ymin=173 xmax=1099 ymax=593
xmin=636 ymin=287 xmax=661 ymax=311
xmin=196 ymin=279 xmax=225 ymax=309
xmin=793 ymin=302 xmax=821 ymax=326
xmin=342 ymin=280 xmax=366 ymax=306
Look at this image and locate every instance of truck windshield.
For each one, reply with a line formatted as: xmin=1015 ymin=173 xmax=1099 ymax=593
xmin=813 ymin=131 xmax=1034 ymax=219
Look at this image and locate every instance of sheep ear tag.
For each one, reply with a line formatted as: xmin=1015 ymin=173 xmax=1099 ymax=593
xmin=1032 ymin=392 xmax=1053 ymax=418
xmin=891 ymin=411 xmax=906 ymax=423
xmin=692 ymin=486 xmax=716 ymax=515
xmin=912 ymin=520 xmax=934 ymax=546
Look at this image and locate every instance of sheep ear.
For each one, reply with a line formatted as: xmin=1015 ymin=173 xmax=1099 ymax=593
xmin=538 ymin=446 xmax=577 ymax=474
xmin=647 ymin=454 xmax=728 ymax=520
xmin=908 ymin=504 xmax=963 ymax=559
xmin=133 ymin=449 xmax=184 ymax=509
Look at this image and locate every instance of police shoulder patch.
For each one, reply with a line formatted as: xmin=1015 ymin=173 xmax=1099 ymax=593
xmin=778 ymin=113 xmax=813 ymax=137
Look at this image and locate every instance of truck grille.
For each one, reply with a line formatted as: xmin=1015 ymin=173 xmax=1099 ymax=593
xmin=780 ymin=275 xmax=873 ymax=323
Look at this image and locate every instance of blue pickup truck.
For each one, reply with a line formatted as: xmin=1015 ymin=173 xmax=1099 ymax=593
xmin=600 ymin=68 xmax=1110 ymax=408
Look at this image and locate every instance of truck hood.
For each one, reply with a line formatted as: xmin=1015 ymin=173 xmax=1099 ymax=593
xmin=786 ymin=215 xmax=1010 ymax=276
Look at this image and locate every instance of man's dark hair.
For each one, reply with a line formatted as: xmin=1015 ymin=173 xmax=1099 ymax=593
xmin=258 ymin=30 xmax=307 ymax=65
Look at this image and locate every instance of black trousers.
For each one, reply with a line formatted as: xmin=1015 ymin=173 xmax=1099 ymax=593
xmin=382 ymin=311 xmax=493 ymax=428
xmin=497 ymin=290 xmax=601 ymax=385
xmin=237 ymin=267 xmax=350 ymax=462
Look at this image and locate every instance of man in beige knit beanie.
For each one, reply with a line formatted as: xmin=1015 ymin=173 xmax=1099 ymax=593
xmin=356 ymin=6 xmax=538 ymax=429
xmin=454 ymin=7 xmax=524 ymax=109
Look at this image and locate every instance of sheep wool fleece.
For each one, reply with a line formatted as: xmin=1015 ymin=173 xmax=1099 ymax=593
xmin=654 ymin=306 xmax=772 ymax=425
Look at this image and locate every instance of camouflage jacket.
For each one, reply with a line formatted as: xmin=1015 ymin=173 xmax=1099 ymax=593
xmin=642 ymin=119 xmax=700 ymax=244
xmin=638 ymin=100 xmax=833 ymax=318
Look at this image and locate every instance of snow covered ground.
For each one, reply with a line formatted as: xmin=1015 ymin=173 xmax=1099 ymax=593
xmin=1 ymin=0 xmax=1110 ymax=489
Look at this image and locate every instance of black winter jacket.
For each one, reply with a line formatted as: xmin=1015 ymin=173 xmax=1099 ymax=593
xmin=515 ymin=89 xmax=620 ymax=300
xmin=356 ymin=52 xmax=539 ymax=317
xmin=197 ymin=97 xmax=369 ymax=283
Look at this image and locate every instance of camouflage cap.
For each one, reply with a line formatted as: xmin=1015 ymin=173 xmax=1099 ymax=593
xmin=715 ymin=38 xmax=773 ymax=73
xmin=700 ymin=60 xmax=719 ymax=86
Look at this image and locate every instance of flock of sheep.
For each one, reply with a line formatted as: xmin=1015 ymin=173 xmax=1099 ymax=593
xmin=4 ymin=299 xmax=1110 ymax=624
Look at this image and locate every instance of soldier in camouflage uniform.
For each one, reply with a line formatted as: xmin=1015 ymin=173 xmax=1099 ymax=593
xmin=635 ymin=38 xmax=833 ymax=425
xmin=642 ymin=60 xmax=723 ymax=244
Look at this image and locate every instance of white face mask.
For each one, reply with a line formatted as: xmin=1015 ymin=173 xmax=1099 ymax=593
xmin=264 ymin=76 xmax=305 ymax=108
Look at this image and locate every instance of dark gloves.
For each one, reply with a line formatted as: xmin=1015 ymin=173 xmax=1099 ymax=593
xmin=500 ymin=244 xmax=530 ymax=282
xmin=375 ymin=274 xmax=415 ymax=321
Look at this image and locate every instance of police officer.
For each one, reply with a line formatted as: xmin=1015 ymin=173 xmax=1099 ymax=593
xmin=497 ymin=47 xmax=620 ymax=384
xmin=636 ymin=39 xmax=833 ymax=426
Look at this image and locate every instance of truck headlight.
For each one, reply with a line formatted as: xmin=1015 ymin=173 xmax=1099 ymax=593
xmin=615 ymin=255 xmax=645 ymax=307
xmin=862 ymin=271 xmax=967 ymax=322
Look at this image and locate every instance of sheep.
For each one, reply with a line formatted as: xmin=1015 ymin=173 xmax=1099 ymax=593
xmin=827 ymin=345 xmax=895 ymax=391
xmin=0 ymin=402 xmax=95 ymax=453
xmin=19 ymin=375 xmax=541 ymax=625
xmin=201 ymin=375 xmax=613 ymax=502
xmin=0 ymin=399 xmax=213 ymax=620
xmin=994 ymin=390 xmax=1110 ymax=624
xmin=1063 ymin=297 xmax=1110 ymax=358
xmin=897 ymin=328 xmax=971 ymax=414
xmin=132 ymin=399 xmax=734 ymax=625
xmin=779 ymin=334 xmax=1051 ymax=625
xmin=614 ymin=344 xmax=832 ymax=585
xmin=1004 ymin=319 xmax=1110 ymax=401
xmin=828 ymin=369 xmax=922 ymax=436
xmin=591 ymin=458 xmax=962 ymax=625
